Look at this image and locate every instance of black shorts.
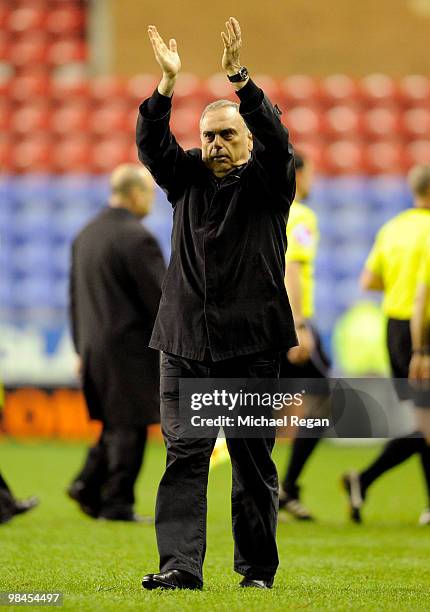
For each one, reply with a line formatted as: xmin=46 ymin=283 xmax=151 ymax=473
xmin=387 ymin=318 xmax=430 ymax=407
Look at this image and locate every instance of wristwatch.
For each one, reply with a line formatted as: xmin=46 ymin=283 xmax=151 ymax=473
xmin=227 ymin=67 xmax=249 ymax=83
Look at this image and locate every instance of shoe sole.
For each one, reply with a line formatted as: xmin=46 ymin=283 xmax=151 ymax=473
xmin=341 ymin=473 xmax=362 ymax=524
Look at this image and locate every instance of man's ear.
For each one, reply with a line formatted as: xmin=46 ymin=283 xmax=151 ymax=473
xmin=247 ymin=132 xmax=253 ymax=152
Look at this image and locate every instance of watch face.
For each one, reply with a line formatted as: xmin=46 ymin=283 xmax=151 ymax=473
xmin=239 ymin=67 xmax=248 ymax=80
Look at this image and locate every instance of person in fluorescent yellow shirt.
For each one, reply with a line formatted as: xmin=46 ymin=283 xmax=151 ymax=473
xmin=279 ymin=152 xmax=331 ymax=521
xmin=343 ymin=164 xmax=430 ymax=526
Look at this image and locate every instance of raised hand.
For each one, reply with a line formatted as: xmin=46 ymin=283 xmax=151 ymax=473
xmin=221 ymin=17 xmax=242 ymax=75
xmin=148 ymin=25 xmax=181 ymax=79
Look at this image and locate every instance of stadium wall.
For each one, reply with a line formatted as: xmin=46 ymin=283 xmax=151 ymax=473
xmin=110 ymin=0 xmax=430 ymax=77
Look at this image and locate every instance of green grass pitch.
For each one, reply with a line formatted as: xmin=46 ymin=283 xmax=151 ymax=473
xmin=1 ymin=439 xmax=429 ymax=611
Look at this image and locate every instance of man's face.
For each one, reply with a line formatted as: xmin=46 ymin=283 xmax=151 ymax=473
xmin=200 ymin=107 xmax=253 ymax=178
xmin=296 ymin=160 xmax=314 ymax=201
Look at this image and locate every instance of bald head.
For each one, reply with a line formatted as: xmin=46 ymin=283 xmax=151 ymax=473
xmin=109 ymin=163 xmax=155 ymax=218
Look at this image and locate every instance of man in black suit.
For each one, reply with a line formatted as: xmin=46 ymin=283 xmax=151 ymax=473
xmin=68 ymin=163 xmax=166 ymax=522
xmin=137 ymin=18 xmax=296 ymax=589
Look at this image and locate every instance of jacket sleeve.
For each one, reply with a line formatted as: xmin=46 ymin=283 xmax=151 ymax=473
xmin=122 ymin=231 xmax=167 ymax=322
xmin=236 ymin=79 xmax=296 ymax=209
xmin=136 ymin=89 xmax=192 ymax=204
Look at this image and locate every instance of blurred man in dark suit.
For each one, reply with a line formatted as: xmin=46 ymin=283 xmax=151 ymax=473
xmin=68 ymin=164 xmax=166 ymax=522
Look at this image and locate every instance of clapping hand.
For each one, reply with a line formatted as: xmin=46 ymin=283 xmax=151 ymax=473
xmin=221 ymin=17 xmax=243 ymax=76
xmin=148 ymin=25 xmax=181 ymax=96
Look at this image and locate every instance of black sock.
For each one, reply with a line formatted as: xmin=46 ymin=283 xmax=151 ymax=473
xmin=419 ymin=438 xmax=430 ymax=506
xmin=282 ymin=427 xmax=324 ymax=495
xmin=360 ymin=432 xmax=424 ymax=494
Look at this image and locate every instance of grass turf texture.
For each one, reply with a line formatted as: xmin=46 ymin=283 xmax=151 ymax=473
xmin=1 ymin=439 xmax=429 ymax=611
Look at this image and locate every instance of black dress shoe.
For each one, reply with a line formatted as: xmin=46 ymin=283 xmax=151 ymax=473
xmin=67 ymin=482 xmax=99 ymax=518
xmin=13 ymin=496 xmax=39 ymax=516
xmin=142 ymin=569 xmax=203 ymax=590
xmin=239 ymin=577 xmax=273 ymax=589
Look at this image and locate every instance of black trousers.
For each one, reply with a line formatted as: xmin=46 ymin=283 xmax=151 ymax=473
xmin=72 ymin=426 xmax=147 ymax=519
xmin=156 ymin=350 xmax=280 ymax=584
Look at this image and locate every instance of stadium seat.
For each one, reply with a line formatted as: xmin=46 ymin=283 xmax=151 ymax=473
xmin=320 ymin=74 xmax=361 ymax=106
xmin=89 ymin=102 xmax=130 ymax=136
xmin=173 ymin=72 xmax=205 ymax=105
xmin=11 ymin=136 xmax=53 ymax=173
xmin=48 ymin=38 xmax=87 ymax=66
xmin=324 ymin=105 xmax=362 ymax=138
xmin=406 ymin=140 xmax=430 ymax=165
xmin=402 ymin=108 xmax=430 ymax=139
xmin=291 ymin=140 xmax=325 ymax=172
xmin=7 ymin=6 xmax=47 ymax=32
xmin=51 ymin=101 xmax=90 ymax=136
xmin=204 ymin=73 xmax=236 ymax=100
xmin=46 ymin=6 xmax=85 ymax=36
xmin=9 ymin=33 xmax=49 ymax=67
xmin=91 ymin=137 xmax=131 ymax=173
xmin=0 ymin=99 xmax=11 ymax=131
xmin=325 ymin=140 xmax=367 ymax=174
xmin=0 ymin=5 xmax=10 ymax=30
xmin=12 ymin=241 xmax=54 ymax=275
xmin=252 ymin=74 xmax=280 ymax=101
xmin=285 ymin=106 xmax=325 ymax=139
xmin=170 ymin=106 xmax=201 ymax=139
xmin=54 ymin=136 xmax=92 ymax=173
xmin=10 ymin=102 xmax=51 ymax=135
xmin=362 ymin=107 xmax=402 ymax=140
xmin=126 ymin=73 xmax=159 ymax=105
xmin=280 ymin=75 xmax=321 ymax=106
xmin=399 ymin=75 xmax=430 ymax=108
xmin=89 ymin=75 xmax=127 ymax=102
xmin=9 ymin=71 xmax=51 ymax=102
xmin=50 ymin=72 xmax=89 ymax=100
xmin=360 ymin=74 xmax=399 ymax=107
xmin=368 ymin=176 xmax=412 ymax=211
xmin=366 ymin=141 xmax=407 ymax=175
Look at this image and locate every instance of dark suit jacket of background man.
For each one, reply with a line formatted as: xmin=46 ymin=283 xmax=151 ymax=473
xmin=136 ymin=79 xmax=297 ymax=361
xmin=69 ymin=207 xmax=166 ymax=427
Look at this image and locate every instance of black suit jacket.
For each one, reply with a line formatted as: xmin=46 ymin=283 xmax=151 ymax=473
xmin=69 ymin=207 xmax=166 ymax=427
xmin=136 ymin=78 xmax=297 ymax=361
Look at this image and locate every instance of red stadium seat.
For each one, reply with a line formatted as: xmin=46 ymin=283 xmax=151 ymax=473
xmin=399 ymin=75 xmax=430 ymax=108
xmin=205 ymin=73 xmax=236 ymax=101
xmin=7 ymin=7 xmax=47 ymax=32
xmin=51 ymin=72 xmax=89 ymax=100
xmin=321 ymin=74 xmax=361 ymax=106
xmin=48 ymin=38 xmax=87 ymax=66
xmin=89 ymin=75 xmax=127 ymax=102
xmin=0 ymin=6 xmax=10 ymax=30
xmin=91 ymin=137 xmax=131 ymax=173
xmin=51 ymin=101 xmax=90 ymax=136
xmin=362 ymin=107 xmax=402 ymax=140
xmin=126 ymin=74 xmax=159 ymax=105
xmin=11 ymin=136 xmax=53 ymax=173
xmin=46 ymin=7 xmax=85 ymax=36
xmin=285 ymin=106 xmax=325 ymax=140
xmin=9 ymin=72 xmax=50 ymax=102
xmin=170 ymin=106 xmax=201 ymax=139
xmin=173 ymin=72 xmax=203 ymax=103
xmin=9 ymin=34 xmax=49 ymax=67
xmin=366 ymin=141 xmax=406 ymax=175
xmin=406 ymin=140 xmax=430 ymax=165
xmin=0 ymin=31 xmax=10 ymax=61
xmin=10 ymin=102 xmax=51 ymax=135
xmin=0 ymin=71 xmax=12 ymax=96
xmin=360 ymin=74 xmax=400 ymax=107
xmin=89 ymin=103 xmax=130 ymax=136
xmin=0 ymin=135 xmax=13 ymax=171
xmin=280 ymin=75 xmax=321 ymax=107
xmin=325 ymin=140 xmax=367 ymax=174
xmin=324 ymin=105 xmax=362 ymax=139
xmin=54 ymin=135 xmax=92 ymax=173
xmin=402 ymin=108 xmax=430 ymax=139
xmin=292 ymin=140 xmax=325 ymax=172
xmin=0 ymin=101 xmax=11 ymax=131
